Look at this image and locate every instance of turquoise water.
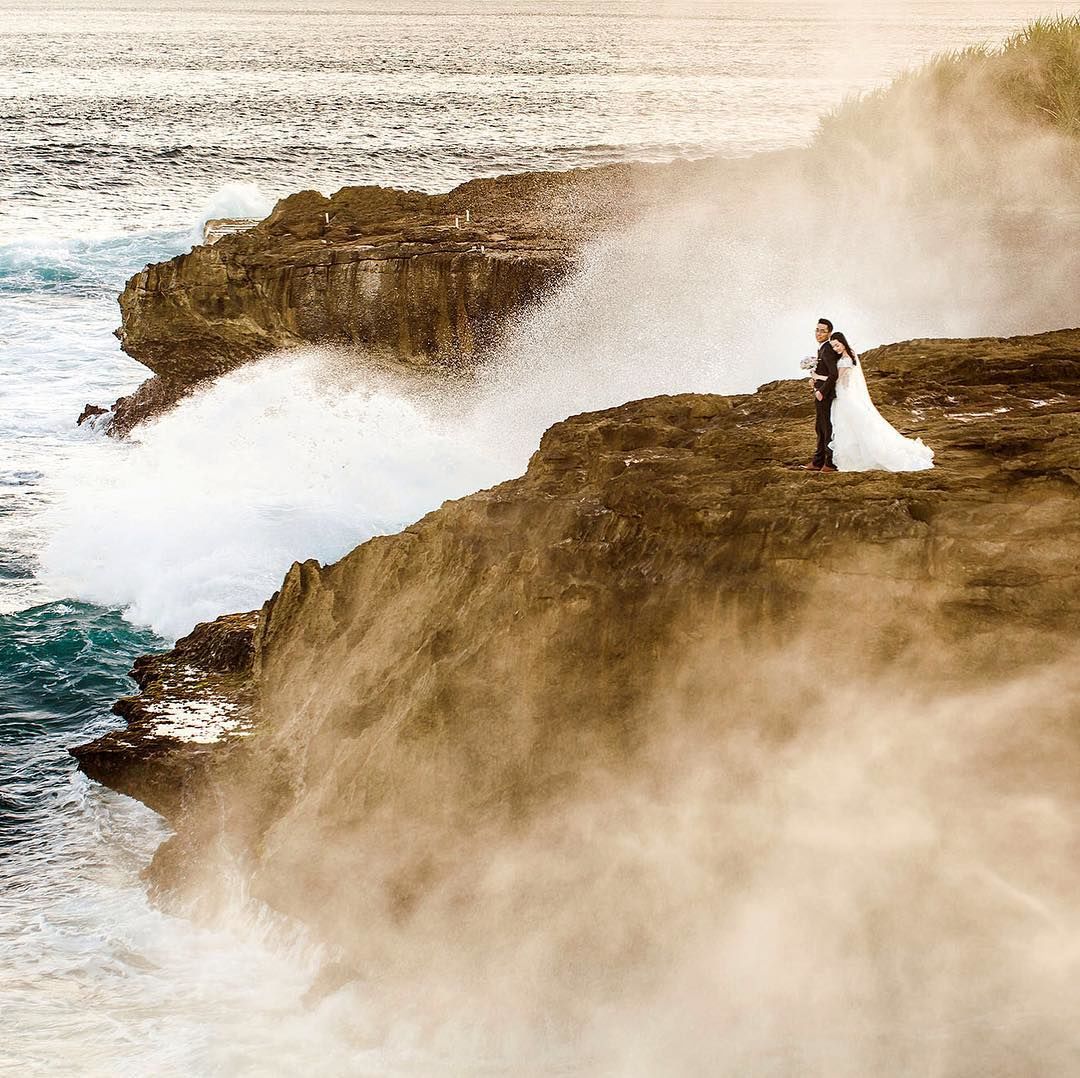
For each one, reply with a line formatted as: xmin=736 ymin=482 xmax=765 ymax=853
xmin=0 ymin=615 xmax=346 ymax=1078
xmin=0 ymin=603 xmax=158 ymax=852
xmin=1 ymin=1 xmax=1075 ymax=1072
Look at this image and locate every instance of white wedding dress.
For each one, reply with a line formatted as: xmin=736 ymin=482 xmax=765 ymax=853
xmin=829 ymin=356 xmax=934 ymax=472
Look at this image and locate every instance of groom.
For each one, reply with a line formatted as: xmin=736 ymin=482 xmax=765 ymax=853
xmin=804 ymin=317 xmax=839 ymax=472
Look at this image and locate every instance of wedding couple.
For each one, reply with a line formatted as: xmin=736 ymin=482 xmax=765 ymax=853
xmin=800 ymin=318 xmax=934 ymax=473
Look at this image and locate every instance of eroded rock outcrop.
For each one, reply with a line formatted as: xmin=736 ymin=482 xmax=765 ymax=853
xmin=70 ymin=328 xmax=1080 ymax=1057
xmin=93 ymin=160 xmax=729 ymax=434
xmin=72 ymin=611 xmax=258 ymax=819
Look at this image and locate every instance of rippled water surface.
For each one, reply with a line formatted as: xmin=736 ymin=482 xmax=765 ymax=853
xmin=0 ymin=1 xmax=1072 ymax=1072
xmin=2 ymin=0 xmax=1071 ymax=232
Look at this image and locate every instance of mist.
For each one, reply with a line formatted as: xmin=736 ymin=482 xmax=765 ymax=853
xmin=162 ymin=594 xmax=1080 ymax=1075
xmin=127 ymin=43 xmax=1080 ymax=1062
xmin=11 ymin=7 xmax=1080 ymax=1076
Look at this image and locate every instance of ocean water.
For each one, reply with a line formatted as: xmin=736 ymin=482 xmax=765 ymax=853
xmin=0 ymin=2 xmax=1074 ymax=1073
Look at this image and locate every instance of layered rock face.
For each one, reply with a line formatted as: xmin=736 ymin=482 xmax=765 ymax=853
xmin=95 ymin=161 xmax=715 ymax=435
xmin=74 ymin=327 xmax=1080 ymax=886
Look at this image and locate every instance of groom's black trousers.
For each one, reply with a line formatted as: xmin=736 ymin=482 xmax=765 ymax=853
xmin=813 ymin=393 xmax=835 ymax=468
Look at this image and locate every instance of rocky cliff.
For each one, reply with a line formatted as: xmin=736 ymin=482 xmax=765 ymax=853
xmin=90 ymin=159 xmax=734 ymax=435
xmin=73 ymin=326 xmax=1079 ymax=876
xmin=70 ymin=328 xmax=1080 ymax=1060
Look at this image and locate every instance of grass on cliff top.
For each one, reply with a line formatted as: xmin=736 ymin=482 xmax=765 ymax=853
xmin=817 ymin=16 xmax=1080 ymax=149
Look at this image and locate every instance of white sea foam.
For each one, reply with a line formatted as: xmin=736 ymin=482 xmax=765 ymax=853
xmin=41 ymin=354 xmax=505 ymax=638
xmin=38 ymin=210 xmax=788 ymax=638
xmin=5 ymin=5 xmax=1080 ymax=1073
xmin=189 ymin=182 xmax=276 ymax=247
xmin=0 ymin=227 xmax=183 ymax=296
xmin=0 ymin=765 xmax=352 ymax=1078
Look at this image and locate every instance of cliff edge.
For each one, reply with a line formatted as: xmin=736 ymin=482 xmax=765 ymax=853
xmin=90 ymin=158 xmax=744 ymax=435
xmin=73 ymin=327 xmax=1080 ymax=911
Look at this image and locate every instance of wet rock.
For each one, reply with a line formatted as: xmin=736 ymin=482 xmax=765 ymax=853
xmin=76 ymin=403 xmax=108 ymax=427
xmin=97 ymin=156 xmax=762 ymax=433
xmin=70 ymin=611 xmax=259 ymax=820
xmin=106 ymin=168 xmax=625 ymax=432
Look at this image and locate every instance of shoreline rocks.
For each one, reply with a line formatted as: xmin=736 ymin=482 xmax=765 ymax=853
xmin=71 ymin=611 xmax=258 ymax=821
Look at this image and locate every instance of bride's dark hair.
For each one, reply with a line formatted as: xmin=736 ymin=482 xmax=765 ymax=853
xmin=830 ymin=331 xmax=857 ymax=365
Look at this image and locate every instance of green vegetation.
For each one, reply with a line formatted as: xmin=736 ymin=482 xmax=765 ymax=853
xmin=817 ymin=15 xmax=1080 ymax=149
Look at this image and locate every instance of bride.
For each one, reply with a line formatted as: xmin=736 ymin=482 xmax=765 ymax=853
xmin=823 ymin=331 xmax=934 ymax=472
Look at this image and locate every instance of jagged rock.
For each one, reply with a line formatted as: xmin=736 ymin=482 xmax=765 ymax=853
xmin=116 ymin=184 xmax=570 ymax=384
xmin=76 ymin=403 xmax=108 ymax=427
xmin=97 ymin=162 xmax=700 ymax=434
xmin=97 ymin=374 xmax=198 ymax=438
xmin=70 ymin=611 xmax=258 ymax=819
xmin=72 ymin=329 xmax=1080 ymax=946
xmin=88 ymin=155 xmax=795 ymax=435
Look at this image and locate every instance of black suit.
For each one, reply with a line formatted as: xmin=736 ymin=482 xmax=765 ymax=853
xmin=812 ymin=340 xmax=839 ymax=468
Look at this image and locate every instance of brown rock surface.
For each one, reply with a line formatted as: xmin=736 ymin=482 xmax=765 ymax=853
xmin=75 ymin=402 xmax=108 ymax=427
xmin=73 ymin=329 xmax=1080 ymax=934
xmin=71 ymin=611 xmax=258 ymax=820
xmin=97 ymin=159 xmax=729 ymax=434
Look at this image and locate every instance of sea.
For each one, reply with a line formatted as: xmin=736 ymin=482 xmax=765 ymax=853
xmin=0 ymin=2 xmax=1073 ymax=1073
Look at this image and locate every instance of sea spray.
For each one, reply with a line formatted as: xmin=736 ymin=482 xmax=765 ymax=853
xmin=188 ymin=181 xmax=275 ymax=247
xmin=0 ymin=185 xmax=280 ymax=618
xmin=33 ymin=199 xmax=862 ymax=635
xmin=0 ymin=601 xmax=338 ymax=1074
xmin=41 ymin=355 xmax=505 ymax=638
xmin=0 ymin=222 xmax=196 ymax=616
xmin=5 ymin=7 xmax=1080 ymax=1071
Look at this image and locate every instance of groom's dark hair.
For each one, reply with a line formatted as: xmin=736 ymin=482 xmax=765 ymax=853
xmin=817 ymin=317 xmax=834 ymax=332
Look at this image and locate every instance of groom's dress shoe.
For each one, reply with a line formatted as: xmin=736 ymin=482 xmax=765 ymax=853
xmin=819 ymin=464 xmax=838 ymax=473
